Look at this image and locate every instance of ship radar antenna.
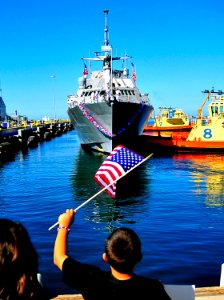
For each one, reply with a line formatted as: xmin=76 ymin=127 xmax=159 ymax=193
xmin=103 ymin=9 xmax=109 ymax=46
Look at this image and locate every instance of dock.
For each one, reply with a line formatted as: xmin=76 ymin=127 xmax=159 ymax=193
xmin=0 ymin=120 xmax=73 ymax=160
xmin=49 ymin=286 xmax=224 ymax=300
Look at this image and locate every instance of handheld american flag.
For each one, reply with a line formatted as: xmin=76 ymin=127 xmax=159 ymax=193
xmin=94 ymin=145 xmax=144 ymax=198
xmin=48 ymin=146 xmax=153 ymax=230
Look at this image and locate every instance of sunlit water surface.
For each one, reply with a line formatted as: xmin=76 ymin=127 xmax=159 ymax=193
xmin=1 ymin=131 xmax=224 ymax=294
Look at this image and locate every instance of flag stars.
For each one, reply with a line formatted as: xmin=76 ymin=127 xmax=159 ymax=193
xmin=94 ymin=145 xmax=144 ymax=198
xmin=111 ymin=148 xmax=143 ymax=172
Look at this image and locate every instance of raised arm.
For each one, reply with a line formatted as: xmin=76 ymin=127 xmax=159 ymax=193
xmin=53 ymin=209 xmax=75 ymax=270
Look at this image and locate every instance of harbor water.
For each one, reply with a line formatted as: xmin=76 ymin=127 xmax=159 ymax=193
xmin=1 ymin=130 xmax=224 ymax=295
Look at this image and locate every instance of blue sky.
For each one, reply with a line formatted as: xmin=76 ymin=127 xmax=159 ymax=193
xmin=0 ymin=0 xmax=224 ymax=120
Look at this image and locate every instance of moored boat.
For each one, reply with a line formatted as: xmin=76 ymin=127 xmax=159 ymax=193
xmin=67 ymin=10 xmax=153 ymax=154
xmin=144 ymin=107 xmax=193 ymax=138
xmin=141 ymin=89 xmax=224 ymax=154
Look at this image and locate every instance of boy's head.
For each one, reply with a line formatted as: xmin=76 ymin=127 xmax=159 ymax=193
xmin=104 ymin=227 xmax=142 ymax=274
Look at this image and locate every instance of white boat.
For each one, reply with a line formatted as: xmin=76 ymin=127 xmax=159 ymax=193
xmin=67 ymin=10 xmax=153 ymax=154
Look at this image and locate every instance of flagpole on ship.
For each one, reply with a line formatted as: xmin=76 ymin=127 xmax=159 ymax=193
xmin=48 ymin=152 xmax=153 ymax=231
xmin=110 ymin=46 xmax=113 ymax=101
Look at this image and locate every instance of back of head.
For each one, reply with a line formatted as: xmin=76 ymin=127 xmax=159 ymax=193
xmin=105 ymin=227 xmax=142 ymax=274
xmin=0 ymin=218 xmax=39 ymax=299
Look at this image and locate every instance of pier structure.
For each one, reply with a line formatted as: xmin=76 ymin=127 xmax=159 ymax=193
xmin=49 ymin=286 xmax=224 ymax=300
xmin=0 ymin=120 xmax=73 ymax=160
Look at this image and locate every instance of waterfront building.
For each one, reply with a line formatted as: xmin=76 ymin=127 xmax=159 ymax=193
xmin=0 ymin=96 xmax=6 ymax=120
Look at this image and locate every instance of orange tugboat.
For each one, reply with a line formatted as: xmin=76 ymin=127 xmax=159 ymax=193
xmin=142 ymin=89 xmax=224 ymax=154
xmin=144 ymin=107 xmax=193 ymax=138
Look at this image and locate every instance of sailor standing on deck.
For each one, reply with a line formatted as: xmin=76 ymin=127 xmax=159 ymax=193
xmin=116 ymin=89 xmax=121 ymax=102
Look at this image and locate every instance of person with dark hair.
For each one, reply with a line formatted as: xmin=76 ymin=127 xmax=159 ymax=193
xmin=53 ymin=209 xmax=171 ymax=300
xmin=0 ymin=218 xmax=49 ymax=300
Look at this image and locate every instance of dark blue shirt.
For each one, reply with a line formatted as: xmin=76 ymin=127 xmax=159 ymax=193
xmin=62 ymin=257 xmax=171 ymax=300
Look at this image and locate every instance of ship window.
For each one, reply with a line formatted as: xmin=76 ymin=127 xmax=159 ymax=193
xmin=211 ymin=106 xmax=218 ymax=115
xmin=125 ymin=91 xmax=128 ymax=95
xmin=121 ymin=90 xmax=125 ymax=95
xmin=131 ymin=90 xmax=135 ymax=95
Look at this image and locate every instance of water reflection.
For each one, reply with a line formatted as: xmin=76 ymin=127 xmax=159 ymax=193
xmin=173 ymin=154 xmax=224 ymax=207
xmin=70 ymin=148 xmax=151 ymax=228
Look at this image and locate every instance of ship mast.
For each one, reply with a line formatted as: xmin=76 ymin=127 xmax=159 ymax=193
xmin=102 ymin=9 xmax=113 ymax=102
xmin=103 ymin=9 xmax=109 ymax=46
xmin=101 ymin=9 xmax=112 ymax=57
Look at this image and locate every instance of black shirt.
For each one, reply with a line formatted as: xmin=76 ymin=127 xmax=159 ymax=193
xmin=62 ymin=257 xmax=171 ymax=300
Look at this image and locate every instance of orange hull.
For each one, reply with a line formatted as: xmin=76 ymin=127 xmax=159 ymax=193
xmin=141 ymin=132 xmax=224 ymax=154
xmin=144 ymin=124 xmax=193 ymax=132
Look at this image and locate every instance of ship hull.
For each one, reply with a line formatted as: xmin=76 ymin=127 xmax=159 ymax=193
xmin=140 ymin=133 xmax=224 ymax=155
xmin=143 ymin=125 xmax=192 ymax=138
xmin=144 ymin=124 xmax=192 ymax=132
xmin=68 ymin=101 xmax=153 ymax=153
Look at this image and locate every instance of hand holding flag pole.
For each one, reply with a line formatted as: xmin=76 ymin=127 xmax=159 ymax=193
xmin=48 ymin=146 xmax=153 ymax=231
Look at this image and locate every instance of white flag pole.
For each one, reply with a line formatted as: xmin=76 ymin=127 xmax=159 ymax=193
xmin=48 ymin=153 xmax=153 ymax=231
